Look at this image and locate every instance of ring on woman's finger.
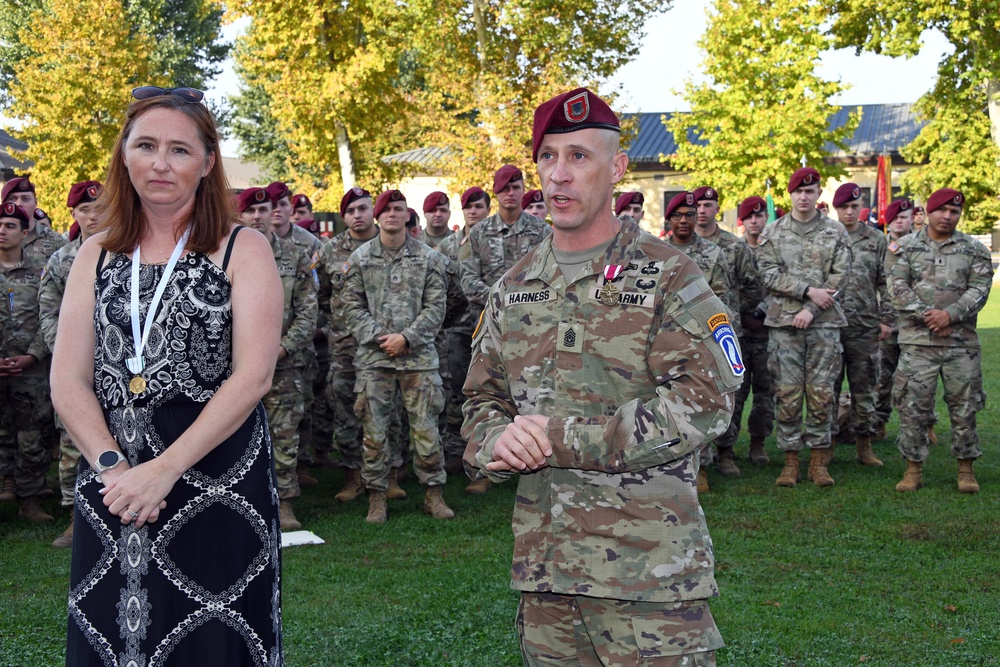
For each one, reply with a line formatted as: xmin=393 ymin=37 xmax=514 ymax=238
xmin=127 ymin=509 xmax=140 ymax=518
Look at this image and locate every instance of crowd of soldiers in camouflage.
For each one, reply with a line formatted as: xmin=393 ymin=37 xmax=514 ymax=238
xmin=0 ymin=152 xmax=992 ymax=547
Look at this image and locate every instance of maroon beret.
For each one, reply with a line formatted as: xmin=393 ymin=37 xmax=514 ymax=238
xmin=68 ymin=221 xmax=81 ymax=241
xmin=664 ymin=192 xmax=696 ymax=220
xmin=738 ymin=196 xmax=767 ymax=220
xmin=66 ymin=180 xmax=103 ymax=208
xmin=1 ymin=176 xmax=35 ymax=203
xmin=788 ymin=168 xmax=821 ymax=193
xmin=340 ymin=186 xmax=372 ymax=217
xmin=0 ymin=202 xmax=30 ymax=226
xmin=532 ymin=87 xmax=620 ymax=162
xmin=832 ymin=183 xmax=863 ymax=208
xmin=775 ymin=207 xmax=787 ymax=218
xmin=461 ymin=187 xmax=487 ymax=208
xmin=859 ymin=207 xmax=871 ymax=222
xmin=521 ymin=189 xmax=544 ymax=209
xmin=423 ymin=191 xmax=449 ymax=213
xmin=34 ymin=208 xmax=49 ymax=221
xmin=295 ymin=218 xmax=320 ymax=234
xmin=291 ymin=194 xmax=312 ymax=209
xmin=614 ymin=192 xmax=643 ymax=216
xmin=374 ymin=189 xmax=406 ymax=219
xmin=235 ymin=187 xmax=272 ymax=213
xmin=265 ymin=181 xmax=291 ymax=203
xmin=493 ymin=165 xmax=522 ymax=194
xmin=691 ymin=186 xmax=718 ymax=203
xmin=926 ymin=188 xmax=964 ymax=213
xmin=885 ymin=198 xmax=913 ymax=224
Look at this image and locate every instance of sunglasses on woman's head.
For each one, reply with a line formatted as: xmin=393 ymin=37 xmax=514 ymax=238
xmin=131 ymin=86 xmax=205 ymax=103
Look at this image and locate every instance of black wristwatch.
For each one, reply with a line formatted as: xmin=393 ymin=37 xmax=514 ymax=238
xmin=95 ymin=450 xmax=126 ymax=478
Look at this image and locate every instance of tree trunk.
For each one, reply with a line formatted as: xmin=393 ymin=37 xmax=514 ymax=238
xmin=471 ymin=0 xmax=501 ymax=151
xmin=988 ymin=78 xmax=1000 ymax=152
xmin=335 ymin=121 xmax=355 ymax=191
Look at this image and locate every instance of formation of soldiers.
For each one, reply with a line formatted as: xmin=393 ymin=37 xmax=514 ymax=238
xmin=0 ymin=146 xmax=992 ymax=546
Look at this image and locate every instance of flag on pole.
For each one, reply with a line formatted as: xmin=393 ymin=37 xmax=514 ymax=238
xmin=765 ymin=178 xmax=776 ymax=223
xmin=876 ymin=154 xmax=891 ymax=228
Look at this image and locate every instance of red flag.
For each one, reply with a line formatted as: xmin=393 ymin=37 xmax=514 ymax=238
xmin=876 ymin=155 xmax=891 ymax=228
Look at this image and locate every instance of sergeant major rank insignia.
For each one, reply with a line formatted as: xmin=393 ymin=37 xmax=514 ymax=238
xmin=708 ymin=313 xmax=745 ymax=376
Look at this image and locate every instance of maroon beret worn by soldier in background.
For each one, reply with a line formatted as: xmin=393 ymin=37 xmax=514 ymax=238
xmin=406 ymin=208 xmax=419 ymax=228
xmin=292 ymin=194 xmax=311 ymax=209
xmin=33 ymin=208 xmax=49 ymax=222
xmin=461 ymin=187 xmax=487 ymax=209
xmin=234 ymin=187 xmax=271 ymax=214
xmin=859 ymin=207 xmax=871 ymax=223
xmin=926 ymin=188 xmax=964 ymax=213
xmin=531 ymin=87 xmax=621 ymax=162
xmin=340 ymin=186 xmax=371 ymax=217
xmin=296 ymin=219 xmax=320 ymax=234
xmin=885 ymin=199 xmax=913 ymax=224
xmin=614 ymin=192 xmax=643 ymax=216
xmin=521 ymin=189 xmax=543 ymax=210
xmin=265 ymin=181 xmax=291 ymax=203
xmin=788 ymin=168 xmax=821 ymax=193
xmin=691 ymin=186 xmax=718 ymax=203
xmin=664 ymin=192 xmax=696 ymax=220
xmin=1 ymin=176 xmax=35 ymax=203
xmin=66 ymin=180 xmax=103 ymax=209
xmin=738 ymin=196 xmax=767 ymax=221
xmin=68 ymin=222 xmax=81 ymax=241
xmin=374 ymin=189 xmax=406 ymax=219
xmin=493 ymin=165 xmax=522 ymax=194
xmin=423 ymin=191 xmax=449 ymax=213
xmin=832 ymin=183 xmax=863 ymax=208
xmin=0 ymin=202 xmax=31 ymax=227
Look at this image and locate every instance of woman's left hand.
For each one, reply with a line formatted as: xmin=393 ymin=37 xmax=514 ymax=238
xmin=101 ymin=458 xmax=181 ymax=529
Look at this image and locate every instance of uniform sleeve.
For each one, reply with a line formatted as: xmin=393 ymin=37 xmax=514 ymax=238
xmin=459 ymin=226 xmax=490 ymax=312
xmin=944 ymin=243 xmax=993 ymax=324
xmin=341 ymin=257 xmax=389 ymax=346
xmin=888 ymin=244 xmax=930 ymax=316
xmin=757 ymin=232 xmax=811 ymax=302
xmin=734 ymin=241 xmax=765 ymax=318
xmin=875 ymin=236 xmax=893 ymax=326
xmin=400 ymin=257 xmax=447 ymax=349
xmin=38 ymin=255 xmax=65 ymax=354
xmin=280 ymin=248 xmax=319 ymax=357
xmin=314 ymin=243 xmax=333 ymax=338
xmin=440 ymin=254 xmax=469 ymax=330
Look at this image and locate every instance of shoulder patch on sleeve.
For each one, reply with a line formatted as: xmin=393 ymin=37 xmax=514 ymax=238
xmin=708 ymin=313 xmax=745 ymax=376
xmin=677 ymin=281 xmax=705 ymax=304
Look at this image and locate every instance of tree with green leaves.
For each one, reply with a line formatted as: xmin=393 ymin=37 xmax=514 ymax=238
xmin=665 ymin=0 xmax=858 ymax=211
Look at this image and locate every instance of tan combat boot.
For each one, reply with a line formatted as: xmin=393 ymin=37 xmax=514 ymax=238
xmin=808 ymin=449 xmax=835 ymax=487
xmin=895 ymin=459 xmax=923 ymax=492
xmin=18 ymin=499 xmax=54 ymax=522
xmin=696 ymin=468 xmax=710 ymax=493
xmin=385 ymin=467 xmax=407 ymax=500
xmin=465 ymin=477 xmax=492 ymax=495
xmin=334 ymin=469 xmax=364 ymax=503
xmin=366 ymin=491 xmax=387 ymax=524
xmin=279 ymin=500 xmax=302 ymax=531
xmin=927 ymin=424 xmax=938 ymax=445
xmin=957 ymin=459 xmax=980 ymax=494
xmin=748 ymin=437 xmax=770 ymax=464
xmin=296 ymin=465 xmax=319 ymax=487
xmin=0 ymin=476 xmax=15 ymax=502
xmin=423 ymin=486 xmax=455 ymax=519
xmin=51 ymin=517 xmax=74 ymax=548
xmin=775 ymin=451 xmax=799 ymax=487
xmin=855 ymin=435 xmax=883 ymax=467
xmin=715 ymin=448 xmax=741 ymax=476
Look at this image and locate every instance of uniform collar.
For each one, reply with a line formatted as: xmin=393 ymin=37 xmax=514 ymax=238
xmin=525 ymin=217 xmax=641 ymax=285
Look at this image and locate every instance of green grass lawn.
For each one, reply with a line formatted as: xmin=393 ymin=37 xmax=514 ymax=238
xmin=2 ymin=295 xmax=999 ymax=666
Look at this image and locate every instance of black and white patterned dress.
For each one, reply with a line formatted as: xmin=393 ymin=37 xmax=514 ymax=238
xmin=67 ymin=234 xmax=283 ymax=666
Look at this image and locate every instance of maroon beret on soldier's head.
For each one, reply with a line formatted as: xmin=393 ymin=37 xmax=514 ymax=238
xmin=859 ymin=207 xmax=870 ymax=223
xmin=788 ymin=167 xmax=821 ymax=193
xmin=66 ymin=180 xmax=103 ymax=208
xmin=265 ymin=181 xmax=291 ymax=203
xmin=1 ymin=176 xmax=35 ymax=203
xmin=295 ymin=218 xmax=320 ymax=234
xmin=738 ymin=196 xmax=767 ymax=220
xmin=614 ymin=192 xmax=643 ymax=216
xmin=461 ymin=187 xmax=487 ymax=209
xmin=340 ymin=186 xmax=371 ymax=217
xmin=521 ymin=189 xmax=543 ymax=210
xmin=664 ymin=192 xmax=696 ymax=220
xmin=691 ymin=186 xmax=718 ymax=203
xmin=885 ymin=198 xmax=913 ymax=224
xmin=68 ymin=221 xmax=81 ymax=241
xmin=832 ymin=183 xmax=863 ymax=208
xmin=0 ymin=202 xmax=30 ymax=227
xmin=291 ymin=194 xmax=311 ymax=209
xmin=423 ymin=191 xmax=449 ymax=213
xmin=493 ymin=165 xmax=522 ymax=194
xmin=532 ymin=87 xmax=621 ymax=163
xmin=34 ymin=208 xmax=49 ymax=221
xmin=235 ymin=187 xmax=271 ymax=214
xmin=374 ymin=189 xmax=406 ymax=219
xmin=926 ymin=188 xmax=965 ymax=213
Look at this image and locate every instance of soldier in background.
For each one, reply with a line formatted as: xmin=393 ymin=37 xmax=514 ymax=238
xmin=757 ymin=168 xmax=851 ymax=488
xmin=2 ymin=177 xmax=67 ymax=262
xmin=418 ymin=191 xmax=454 ymax=248
xmin=614 ymin=191 xmax=644 ymax=224
xmin=342 ymin=190 xmax=454 ymax=523
xmin=0 ymin=203 xmax=54 ymax=521
xmin=38 ymin=181 xmax=103 ymax=546
xmin=521 ymin=189 xmax=548 ymax=220
xmin=889 ymin=188 xmax=992 ymax=494
xmin=911 ymin=206 xmax=926 ymax=233
xmin=290 ymin=193 xmax=313 ymax=224
xmin=735 ymin=196 xmax=775 ymax=464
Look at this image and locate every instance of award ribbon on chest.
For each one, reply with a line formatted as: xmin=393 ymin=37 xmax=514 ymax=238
xmin=127 ymin=227 xmax=191 ymax=395
xmin=599 ymin=264 xmax=624 ymax=305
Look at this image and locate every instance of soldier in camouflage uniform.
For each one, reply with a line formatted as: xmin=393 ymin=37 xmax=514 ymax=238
xmin=2 ymin=177 xmax=67 ymax=263
xmin=342 ymin=189 xmax=454 ymax=524
xmin=464 ymin=88 xmax=740 ymax=667
xmin=734 ymin=197 xmax=775 ymax=465
xmin=828 ymin=183 xmax=892 ymax=468
xmin=888 ymin=188 xmax=992 ymax=494
xmin=615 ymin=191 xmax=645 ymax=224
xmin=0 ymin=203 xmax=54 ymax=522
xmin=521 ymin=188 xmax=548 ymax=221
xmin=757 ymin=168 xmax=852 ymax=488
xmin=239 ymin=187 xmax=318 ymax=530
xmin=693 ymin=186 xmax=764 ymax=477
xmin=38 ymin=181 xmax=103 ymax=546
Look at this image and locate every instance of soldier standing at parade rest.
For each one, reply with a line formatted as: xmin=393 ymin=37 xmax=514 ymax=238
xmin=238 ymin=186 xmax=317 ymax=530
xmin=342 ymin=189 xmax=455 ymax=524
xmin=734 ymin=196 xmax=775 ymax=464
xmin=888 ymin=188 xmax=992 ymax=493
xmin=0 ymin=203 xmax=54 ymax=521
xmin=828 ymin=183 xmax=890 ymax=467
xmin=757 ymin=168 xmax=852 ymax=488
xmin=463 ymin=87 xmax=741 ymax=666
xmin=521 ymin=189 xmax=548 ymax=221
xmin=615 ymin=191 xmax=645 ymax=224
xmin=2 ymin=177 xmax=67 ymax=262
xmin=38 ymin=181 xmax=103 ymax=546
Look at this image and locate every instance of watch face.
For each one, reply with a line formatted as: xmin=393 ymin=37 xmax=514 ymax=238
xmin=98 ymin=451 xmax=120 ymax=468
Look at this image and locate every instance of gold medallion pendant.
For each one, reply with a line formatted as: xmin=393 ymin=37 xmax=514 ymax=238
xmin=129 ymin=376 xmax=147 ymax=395
xmin=599 ymin=282 xmax=620 ymax=306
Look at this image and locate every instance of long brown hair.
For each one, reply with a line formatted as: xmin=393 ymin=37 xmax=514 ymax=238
xmin=99 ymin=93 xmax=234 ymax=255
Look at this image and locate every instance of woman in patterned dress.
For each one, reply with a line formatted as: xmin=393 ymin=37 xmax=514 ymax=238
xmin=51 ymin=88 xmax=285 ymax=666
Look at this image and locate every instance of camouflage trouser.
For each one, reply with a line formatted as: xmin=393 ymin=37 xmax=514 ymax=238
xmin=830 ymin=326 xmax=880 ymax=442
xmin=517 ymin=593 xmax=722 ymax=667
xmin=264 ymin=369 xmax=306 ymax=499
xmin=444 ymin=330 xmax=473 ymax=459
xmin=434 ymin=331 xmax=453 ymax=455
xmin=326 ymin=354 xmax=363 ymax=469
xmin=768 ymin=327 xmax=842 ymax=451
xmin=712 ymin=334 xmax=773 ymax=459
xmin=0 ymin=372 xmax=54 ymax=499
xmin=354 ymin=369 xmax=446 ymax=491
xmin=894 ymin=345 xmax=984 ymax=462
xmin=310 ymin=337 xmax=334 ymax=457
xmin=56 ymin=416 xmax=81 ymax=507
xmin=874 ymin=334 xmax=899 ymax=427
xmin=296 ymin=348 xmax=319 ymax=466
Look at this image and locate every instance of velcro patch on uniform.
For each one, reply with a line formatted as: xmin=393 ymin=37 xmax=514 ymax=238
xmin=708 ymin=313 xmax=745 ymax=376
xmin=887 ymin=241 xmax=901 ymax=254
xmin=557 ymin=321 xmax=584 ymax=353
xmin=341 ymin=261 xmax=351 ymax=274
xmin=505 ymin=289 xmax=555 ymax=306
xmin=588 ymin=288 xmax=655 ymax=308
xmin=676 ymin=281 xmax=704 ymax=304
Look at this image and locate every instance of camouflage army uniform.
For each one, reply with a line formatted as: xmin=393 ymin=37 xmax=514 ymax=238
xmin=263 ymin=234 xmax=318 ymax=499
xmin=875 ymin=234 xmax=910 ymax=429
xmin=416 ymin=228 xmax=453 ymax=249
xmin=757 ymin=213 xmax=852 ymax=452
xmin=39 ymin=239 xmax=83 ymax=506
xmin=734 ymin=240 xmax=774 ymax=444
xmin=0 ymin=250 xmax=53 ymax=500
xmin=438 ymin=230 xmax=476 ymax=458
xmin=888 ymin=228 xmax=992 ymax=462
xmin=830 ymin=224 xmax=891 ymax=442
xmin=342 ymin=235 xmax=448 ymax=491
xmin=22 ymin=223 xmax=67 ymax=264
xmin=463 ymin=218 xmax=741 ymax=665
